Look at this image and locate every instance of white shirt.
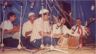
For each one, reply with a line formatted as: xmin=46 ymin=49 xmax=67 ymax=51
xmin=52 ymin=24 xmax=71 ymax=36
xmin=30 ymin=18 xmax=51 ymax=41
xmin=0 ymin=20 xmax=20 ymax=40
xmin=22 ymin=20 xmax=33 ymax=37
xmin=0 ymin=20 xmax=15 ymax=39
xmin=52 ymin=24 xmax=62 ymax=34
xmin=0 ymin=20 xmax=13 ymax=30
xmin=72 ymin=25 xmax=87 ymax=36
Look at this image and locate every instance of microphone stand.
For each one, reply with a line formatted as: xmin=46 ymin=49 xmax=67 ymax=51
xmin=40 ymin=0 xmax=45 ymax=49
xmin=0 ymin=1 xmax=6 ymax=51
xmin=17 ymin=2 xmax=23 ymax=50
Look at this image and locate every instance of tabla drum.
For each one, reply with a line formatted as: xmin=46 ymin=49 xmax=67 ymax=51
xmin=68 ymin=36 xmax=79 ymax=48
xmin=57 ymin=35 xmax=68 ymax=48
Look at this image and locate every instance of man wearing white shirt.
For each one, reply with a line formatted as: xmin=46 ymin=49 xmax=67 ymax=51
xmin=22 ymin=12 xmax=35 ymax=49
xmin=30 ymin=9 xmax=56 ymax=48
xmin=52 ymin=16 xmax=71 ymax=48
xmin=0 ymin=12 xmax=19 ymax=47
xmin=71 ymin=18 xmax=88 ymax=48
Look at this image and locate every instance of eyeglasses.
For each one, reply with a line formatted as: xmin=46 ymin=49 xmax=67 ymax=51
xmin=43 ymin=13 xmax=49 ymax=15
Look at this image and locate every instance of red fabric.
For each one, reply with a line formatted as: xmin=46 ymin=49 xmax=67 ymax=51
xmin=78 ymin=26 xmax=83 ymax=36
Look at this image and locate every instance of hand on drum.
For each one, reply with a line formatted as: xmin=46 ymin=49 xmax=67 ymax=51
xmin=57 ymin=35 xmax=68 ymax=48
xmin=13 ymin=26 xmax=20 ymax=32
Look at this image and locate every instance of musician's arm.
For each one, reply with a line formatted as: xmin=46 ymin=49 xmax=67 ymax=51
xmin=4 ymin=26 xmax=19 ymax=34
xmin=84 ymin=27 xmax=90 ymax=36
xmin=51 ymin=26 xmax=63 ymax=38
xmin=52 ymin=33 xmax=63 ymax=38
xmin=39 ymin=31 xmax=51 ymax=37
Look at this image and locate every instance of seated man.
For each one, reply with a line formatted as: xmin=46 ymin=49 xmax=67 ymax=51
xmin=0 ymin=12 xmax=19 ymax=47
xmin=22 ymin=12 xmax=35 ymax=49
xmin=52 ymin=16 xmax=71 ymax=48
xmin=71 ymin=18 xmax=89 ymax=48
xmin=30 ymin=9 xmax=56 ymax=48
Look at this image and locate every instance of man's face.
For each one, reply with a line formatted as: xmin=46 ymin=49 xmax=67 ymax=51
xmin=10 ymin=15 xmax=16 ymax=22
xmin=60 ymin=18 xmax=66 ymax=24
xmin=76 ymin=19 xmax=81 ymax=26
xmin=57 ymin=18 xmax=65 ymax=26
xmin=43 ymin=13 xmax=49 ymax=21
xmin=29 ymin=15 xmax=35 ymax=21
xmin=57 ymin=20 xmax=61 ymax=26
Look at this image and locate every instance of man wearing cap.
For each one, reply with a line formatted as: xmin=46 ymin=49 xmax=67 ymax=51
xmin=22 ymin=12 xmax=35 ymax=49
xmin=30 ymin=9 xmax=56 ymax=48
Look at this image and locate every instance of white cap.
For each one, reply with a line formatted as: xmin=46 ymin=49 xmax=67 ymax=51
xmin=28 ymin=12 xmax=35 ymax=17
xmin=39 ymin=9 xmax=49 ymax=14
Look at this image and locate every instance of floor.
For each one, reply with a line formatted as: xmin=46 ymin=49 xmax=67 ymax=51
xmin=0 ymin=46 xmax=95 ymax=54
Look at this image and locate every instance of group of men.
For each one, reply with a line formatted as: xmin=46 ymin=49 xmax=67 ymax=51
xmin=0 ymin=8 xmax=89 ymax=49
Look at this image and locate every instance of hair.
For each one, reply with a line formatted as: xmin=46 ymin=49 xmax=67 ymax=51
xmin=7 ymin=12 xmax=16 ymax=19
xmin=76 ymin=18 xmax=82 ymax=21
xmin=58 ymin=15 xmax=65 ymax=21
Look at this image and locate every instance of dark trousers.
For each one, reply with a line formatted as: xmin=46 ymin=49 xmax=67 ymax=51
xmin=42 ymin=36 xmax=57 ymax=46
xmin=3 ymin=37 xmax=19 ymax=48
xmin=31 ymin=39 xmax=42 ymax=48
xmin=21 ymin=36 xmax=33 ymax=49
xmin=30 ymin=36 xmax=57 ymax=48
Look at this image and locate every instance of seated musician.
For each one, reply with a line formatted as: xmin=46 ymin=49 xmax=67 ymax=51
xmin=22 ymin=12 xmax=35 ymax=49
xmin=71 ymin=18 xmax=89 ymax=48
xmin=30 ymin=9 xmax=56 ymax=48
xmin=52 ymin=16 xmax=71 ymax=48
xmin=0 ymin=12 xmax=19 ymax=47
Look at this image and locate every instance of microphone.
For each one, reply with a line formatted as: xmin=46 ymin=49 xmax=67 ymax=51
xmin=18 ymin=0 xmax=23 ymax=6
xmin=3 ymin=1 xmax=12 ymax=8
xmin=3 ymin=1 xmax=8 ymax=8
xmin=30 ymin=2 xmax=34 ymax=8
xmin=91 ymin=5 xmax=95 ymax=11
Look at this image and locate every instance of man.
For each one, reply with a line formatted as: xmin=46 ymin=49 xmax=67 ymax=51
xmin=71 ymin=18 xmax=88 ymax=48
xmin=52 ymin=16 xmax=71 ymax=48
xmin=22 ymin=12 xmax=35 ymax=49
xmin=30 ymin=9 xmax=56 ymax=48
xmin=0 ymin=12 xmax=19 ymax=47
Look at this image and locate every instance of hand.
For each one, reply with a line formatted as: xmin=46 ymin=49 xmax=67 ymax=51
xmin=13 ymin=26 xmax=20 ymax=32
xmin=25 ymin=36 xmax=30 ymax=39
xmin=39 ymin=31 xmax=50 ymax=37
xmin=39 ymin=31 xmax=44 ymax=36
xmin=25 ymin=31 xmax=32 ymax=36
xmin=4 ymin=29 xmax=10 ymax=34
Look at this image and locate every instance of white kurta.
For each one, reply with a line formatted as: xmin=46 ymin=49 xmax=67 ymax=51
xmin=0 ymin=20 xmax=19 ymax=39
xmin=52 ymin=24 xmax=72 ymax=36
xmin=0 ymin=20 xmax=13 ymax=30
xmin=72 ymin=25 xmax=87 ymax=36
xmin=0 ymin=20 xmax=13 ymax=38
xmin=22 ymin=20 xmax=33 ymax=37
xmin=52 ymin=24 xmax=70 ymax=45
xmin=30 ymin=18 xmax=51 ymax=41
